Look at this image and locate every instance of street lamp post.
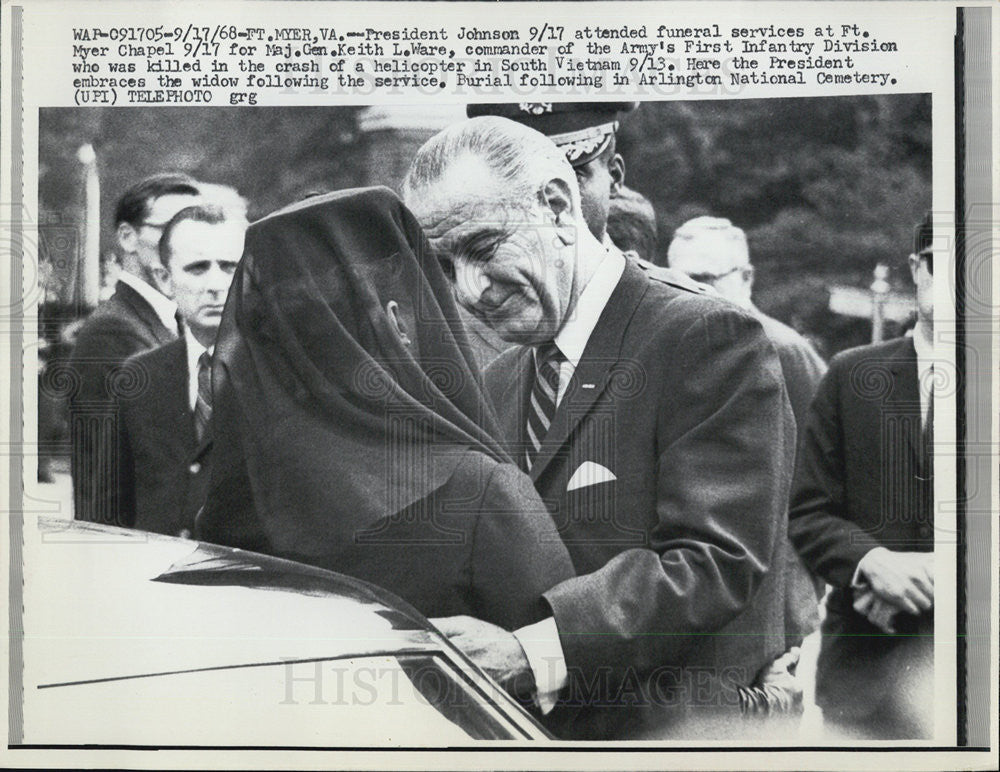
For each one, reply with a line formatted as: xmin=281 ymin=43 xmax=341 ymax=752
xmin=869 ymin=263 xmax=891 ymax=343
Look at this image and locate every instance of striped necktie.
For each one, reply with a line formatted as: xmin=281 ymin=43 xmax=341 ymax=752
xmin=194 ymin=350 xmax=212 ymax=442
xmin=525 ymin=341 xmax=564 ymax=471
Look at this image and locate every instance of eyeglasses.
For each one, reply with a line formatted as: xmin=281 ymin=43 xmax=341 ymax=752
xmin=684 ymin=265 xmax=743 ymax=285
xmin=139 ymin=221 xmax=169 ymax=231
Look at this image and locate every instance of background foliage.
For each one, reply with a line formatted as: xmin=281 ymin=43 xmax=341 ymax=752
xmin=39 ymin=95 xmax=931 ymax=359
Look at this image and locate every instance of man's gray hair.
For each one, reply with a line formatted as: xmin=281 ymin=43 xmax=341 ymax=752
xmin=668 ymin=216 xmax=750 ymax=265
xmin=403 ymin=116 xmax=577 ymax=212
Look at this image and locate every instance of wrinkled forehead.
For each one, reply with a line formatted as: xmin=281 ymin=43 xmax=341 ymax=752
xmin=407 ymin=157 xmax=525 ymax=243
xmin=669 ymin=229 xmax=749 ymax=274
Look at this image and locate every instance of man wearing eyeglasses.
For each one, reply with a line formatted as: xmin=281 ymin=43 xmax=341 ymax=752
xmin=788 ymin=213 xmax=936 ymax=739
xmin=69 ymin=173 xmax=201 ymax=524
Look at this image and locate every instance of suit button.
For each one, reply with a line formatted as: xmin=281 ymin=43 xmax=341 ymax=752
xmin=189 ymin=462 xmax=201 ymax=475
xmin=178 ymin=528 xmax=192 ymax=539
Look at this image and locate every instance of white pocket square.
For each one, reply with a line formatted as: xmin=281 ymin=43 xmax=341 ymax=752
xmin=566 ymin=461 xmax=617 ymax=492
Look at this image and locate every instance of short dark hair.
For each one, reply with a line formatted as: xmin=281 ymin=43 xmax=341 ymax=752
xmin=158 ymin=204 xmax=229 ymax=266
xmin=913 ymin=211 xmax=933 ymax=256
xmin=114 ymin=173 xmax=200 ymax=229
xmin=607 ymin=186 xmax=658 ymax=262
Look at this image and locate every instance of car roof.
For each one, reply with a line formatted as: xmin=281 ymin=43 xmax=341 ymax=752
xmin=25 ymin=517 xmax=443 ymax=688
xmin=20 ymin=518 xmax=552 ymax=745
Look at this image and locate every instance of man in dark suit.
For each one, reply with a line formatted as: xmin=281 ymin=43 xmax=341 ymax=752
xmin=69 ymin=173 xmax=201 ymax=523
xmin=114 ymin=204 xmax=244 ymax=536
xmin=668 ymin=215 xmax=828 ymax=647
xmin=789 ymin=214 xmax=936 ymax=739
xmin=403 ymin=117 xmax=795 ymax=739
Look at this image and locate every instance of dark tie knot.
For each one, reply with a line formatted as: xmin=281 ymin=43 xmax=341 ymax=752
xmin=535 ymin=341 xmax=564 ymax=385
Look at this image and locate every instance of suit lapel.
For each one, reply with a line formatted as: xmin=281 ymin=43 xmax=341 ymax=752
xmin=885 ymin=337 xmax=921 ymax=471
xmin=492 ymin=348 xmax=533 ymax=460
xmin=115 ymin=280 xmax=177 ymax=345
xmin=163 ymin=339 xmax=200 ymax=449
xmin=529 ymin=262 xmax=649 ymax=483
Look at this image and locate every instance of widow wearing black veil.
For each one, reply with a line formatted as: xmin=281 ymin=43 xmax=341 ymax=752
xmin=197 ymin=187 xmax=573 ymax=631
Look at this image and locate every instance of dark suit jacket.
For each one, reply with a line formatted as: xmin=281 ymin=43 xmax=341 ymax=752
xmin=114 ymin=338 xmax=211 ymax=537
xmin=69 ymin=280 xmax=178 ymax=524
xmin=754 ymin=309 xmax=828 ymax=644
xmin=788 ymin=336 xmax=933 ymax=724
xmin=484 ymin=261 xmax=796 ymax=739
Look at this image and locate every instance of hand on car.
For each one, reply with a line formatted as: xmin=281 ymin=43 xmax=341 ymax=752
xmin=430 ymin=615 xmax=534 ymax=697
xmin=855 ymin=547 xmax=934 ymax=616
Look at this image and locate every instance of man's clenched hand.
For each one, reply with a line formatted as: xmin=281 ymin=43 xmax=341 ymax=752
xmin=855 ymin=547 xmax=934 ymax=616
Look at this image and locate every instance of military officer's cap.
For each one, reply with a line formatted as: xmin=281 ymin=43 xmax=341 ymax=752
xmin=466 ymin=102 xmax=638 ymax=167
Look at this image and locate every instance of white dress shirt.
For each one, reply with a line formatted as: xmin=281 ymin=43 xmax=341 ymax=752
xmin=513 ymin=247 xmax=627 ymax=713
xmin=911 ymin=321 xmax=935 ymax=428
xmin=118 ymin=271 xmax=179 ymax=335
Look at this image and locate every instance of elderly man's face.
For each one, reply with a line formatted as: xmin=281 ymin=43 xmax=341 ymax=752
xmin=407 ymin=157 xmax=577 ymax=345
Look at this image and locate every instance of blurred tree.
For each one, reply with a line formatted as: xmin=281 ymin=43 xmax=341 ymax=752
xmin=617 ymin=95 xmax=931 ymax=356
xmin=40 ymin=96 xmax=931 ymax=358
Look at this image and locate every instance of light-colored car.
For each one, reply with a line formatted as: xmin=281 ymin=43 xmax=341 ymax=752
xmin=19 ymin=517 xmax=550 ymax=745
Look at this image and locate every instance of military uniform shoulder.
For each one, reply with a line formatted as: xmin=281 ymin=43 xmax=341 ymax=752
xmin=629 ymin=255 xmax=715 ymax=297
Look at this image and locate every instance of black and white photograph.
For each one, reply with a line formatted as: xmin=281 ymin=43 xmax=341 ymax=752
xmin=30 ymin=95 xmax=937 ymax=743
xmin=2 ymin=1 xmax=996 ymax=769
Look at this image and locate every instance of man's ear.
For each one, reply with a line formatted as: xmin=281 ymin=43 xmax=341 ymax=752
xmin=385 ymin=300 xmax=412 ymax=346
xmin=538 ymin=177 xmax=579 ymax=247
xmin=609 ymin=154 xmax=625 ymax=198
xmin=539 ymin=176 xmax=574 ymax=222
xmin=148 ymin=262 xmax=173 ymax=297
xmin=116 ymin=222 xmax=138 ymax=254
xmin=742 ymin=264 xmax=755 ymax=290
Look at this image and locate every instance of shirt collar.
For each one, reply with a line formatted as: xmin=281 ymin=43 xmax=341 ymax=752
xmin=551 ymin=247 xmax=627 ymax=367
xmin=911 ymin=320 xmax=934 ymax=364
xmin=184 ymin=325 xmax=210 ymax=363
xmin=118 ymin=270 xmax=178 ymax=333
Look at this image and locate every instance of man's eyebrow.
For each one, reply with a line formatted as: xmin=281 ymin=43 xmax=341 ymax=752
xmin=453 ymin=226 xmax=507 ymax=254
